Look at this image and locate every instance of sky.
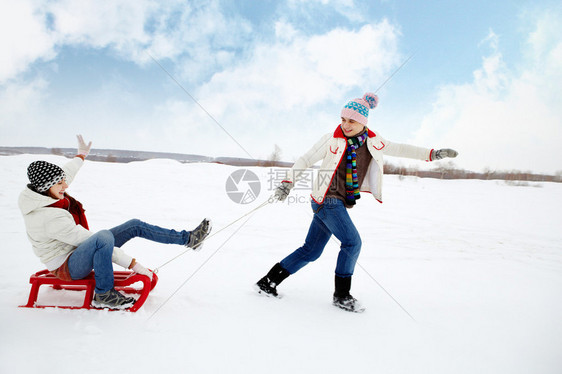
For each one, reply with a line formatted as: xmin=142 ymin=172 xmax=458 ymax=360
xmin=1 ymin=0 xmax=561 ymax=174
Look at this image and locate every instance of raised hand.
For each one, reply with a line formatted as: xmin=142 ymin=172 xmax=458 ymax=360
xmin=76 ymin=134 xmax=92 ymax=157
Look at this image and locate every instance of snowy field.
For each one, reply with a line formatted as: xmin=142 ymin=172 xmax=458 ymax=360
xmin=1 ymin=154 xmax=561 ymax=374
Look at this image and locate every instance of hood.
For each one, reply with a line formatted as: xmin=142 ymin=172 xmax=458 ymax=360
xmin=18 ymin=185 xmax=58 ymax=215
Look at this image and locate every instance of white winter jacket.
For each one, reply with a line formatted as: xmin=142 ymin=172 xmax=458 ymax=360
xmin=286 ymin=127 xmax=434 ymax=203
xmin=18 ymin=157 xmax=132 ymax=271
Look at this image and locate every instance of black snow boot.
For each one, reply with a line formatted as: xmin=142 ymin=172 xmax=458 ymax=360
xmin=255 ymin=263 xmax=291 ymax=298
xmin=333 ymin=275 xmax=365 ymax=313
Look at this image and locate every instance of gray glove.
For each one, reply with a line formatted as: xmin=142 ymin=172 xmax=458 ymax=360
xmin=273 ymin=181 xmax=293 ymax=202
xmin=432 ymin=148 xmax=458 ymax=160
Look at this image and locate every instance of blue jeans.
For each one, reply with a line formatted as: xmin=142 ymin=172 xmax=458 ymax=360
xmin=68 ymin=219 xmax=189 ymax=293
xmin=280 ymin=198 xmax=362 ymax=278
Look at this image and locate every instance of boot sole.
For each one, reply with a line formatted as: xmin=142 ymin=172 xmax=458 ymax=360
xmin=253 ymin=284 xmax=283 ymax=299
xmin=91 ymin=299 xmax=135 ymax=310
xmin=332 ymin=302 xmax=365 ymax=313
xmin=191 ymin=220 xmax=213 ymax=251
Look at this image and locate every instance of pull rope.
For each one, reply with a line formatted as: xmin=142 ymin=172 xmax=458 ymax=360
xmin=153 ymin=197 xmax=273 ymax=274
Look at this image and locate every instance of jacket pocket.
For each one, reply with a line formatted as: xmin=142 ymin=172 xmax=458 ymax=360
xmin=372 ymin=141 xmax=385 ymax=151
xmin=312 ymin=201 xmax=324 ymax=214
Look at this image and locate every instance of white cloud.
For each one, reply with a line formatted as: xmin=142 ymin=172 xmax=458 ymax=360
xmin=0 ymin=0 xmax=402 ymax=162
xmin=275 ymin=21 xmax=298 ymax=42
xmin=198 ymin=21 xmax=399 ymax=116
xmin=187 ymin=20 xmax=401 ymax=159
xmin=102 ymin=19 xmax=402 ymax=160
xmin=411 ymin=12 xmax=562 ymax=174
xmin=0 ymin=0 xmax=252 ymax=84
xmin=48 ymin=0 xmax=152 ymax=50
xmin=9 ymin=1 xmax=560 ymax=177
xmin=0 ymin=77 xmax=50 ymax=146
xmin=0 ymin=1 xmax=56 ymax=82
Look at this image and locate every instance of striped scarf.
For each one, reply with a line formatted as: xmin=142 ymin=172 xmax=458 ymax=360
xmin=345 ymin=129 xmax=369 ymax=205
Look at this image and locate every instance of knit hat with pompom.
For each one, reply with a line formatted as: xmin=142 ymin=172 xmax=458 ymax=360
xmin=341 ymin=93 xmax=379 ymax=125
xmin=27 ymin=161 xmax=66 ymax=193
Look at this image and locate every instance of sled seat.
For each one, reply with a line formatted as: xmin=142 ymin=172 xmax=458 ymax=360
xmin=20 ymin=269 xmax=158 ymax=312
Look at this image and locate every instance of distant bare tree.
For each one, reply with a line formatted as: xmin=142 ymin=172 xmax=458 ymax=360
xmin=261 ymin=144 xmax=283 ymax=167
xmin=432 ymin=160 xmax=456 ymax=179
xmin=269 ymin=144 xmax=282 ymax=164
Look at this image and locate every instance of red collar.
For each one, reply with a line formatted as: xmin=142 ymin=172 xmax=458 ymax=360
xmin=48 ymin=197 xmax=69 ymax=210
xmin=47 ymin=195 xmax=89 ymax=230
xmin=333 ymin=125 xmax=375 ymax=139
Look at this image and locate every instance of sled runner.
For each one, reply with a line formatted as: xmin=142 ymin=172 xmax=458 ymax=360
xmin=20 ymin=269 xmax=158 ymax=312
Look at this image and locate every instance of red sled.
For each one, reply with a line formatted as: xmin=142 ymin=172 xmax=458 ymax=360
xmin=20 ymin=269 xmax=158 ymax=312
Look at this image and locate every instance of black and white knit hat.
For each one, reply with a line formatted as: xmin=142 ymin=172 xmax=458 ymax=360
xmin=27 ymin=161 xmax=66 ymax=193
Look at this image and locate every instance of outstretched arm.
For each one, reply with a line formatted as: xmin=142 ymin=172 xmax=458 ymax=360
xmin=383 ymin=137 xmax=458 ymax=162
xmin=61 ymin=135 xmax=93 ymax=184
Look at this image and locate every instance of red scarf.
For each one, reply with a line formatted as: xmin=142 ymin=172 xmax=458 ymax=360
xmin=48 ymin=194 xmax=89 ymax=230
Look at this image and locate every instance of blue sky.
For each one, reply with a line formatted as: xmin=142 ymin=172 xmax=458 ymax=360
xmin=1 ymin=0 xmax=561 ymax=173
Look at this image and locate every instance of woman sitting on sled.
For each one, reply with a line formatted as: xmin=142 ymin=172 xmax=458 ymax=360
xmin=19 ymin=135 xmax=212 ymax=310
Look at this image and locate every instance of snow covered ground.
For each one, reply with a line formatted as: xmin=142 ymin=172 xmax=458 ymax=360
xmin=1 ymin=154 xmax=561 ymax=374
